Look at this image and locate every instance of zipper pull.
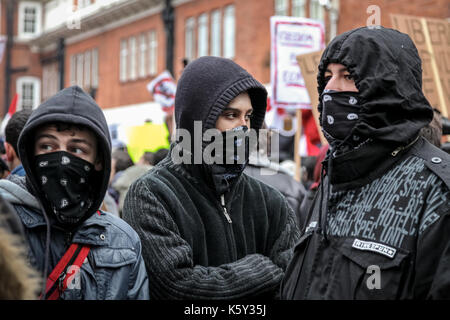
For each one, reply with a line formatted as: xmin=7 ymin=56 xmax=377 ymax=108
xmin=391 ymin=146 xmax=402 ymax=156
xmin=221 ymin=194 xmax=232 ymax=224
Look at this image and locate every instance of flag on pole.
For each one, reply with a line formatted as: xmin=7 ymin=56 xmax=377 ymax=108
xmin=147 ymin=71 xmax=177 ymax=114
xmin=0 ymin=93 xmax=19 ymax=136
xmin=299 ymin=109 xmax=321 ymax=157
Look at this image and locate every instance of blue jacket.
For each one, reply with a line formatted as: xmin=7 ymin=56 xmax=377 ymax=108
xmin=2 ymin=86 xmax=149 ymax=300
xmin=0 ymin=176 xmax=149 ymax=299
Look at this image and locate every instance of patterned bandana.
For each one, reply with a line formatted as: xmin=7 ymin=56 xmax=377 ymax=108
xmin=321 ymin=90 xmax=361 ymax=147
xmin=34 ymin=151 xmax=96 ymax=226
xmin=208 ymin=126 xmax=250 ymax=195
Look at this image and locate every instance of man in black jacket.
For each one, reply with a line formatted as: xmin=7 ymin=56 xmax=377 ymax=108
xmin=123 ymin=56 xmax=300 ymax=299
xmin=281 ymin=27 xmax=450 ymax=299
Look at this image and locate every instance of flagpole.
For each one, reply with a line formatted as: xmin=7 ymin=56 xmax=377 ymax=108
xmin=294 ymin=109 xmax=302 ymax=182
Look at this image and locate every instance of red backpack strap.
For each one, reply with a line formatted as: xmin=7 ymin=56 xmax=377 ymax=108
xmin=40 ymin=243 xmax=91 ymax=300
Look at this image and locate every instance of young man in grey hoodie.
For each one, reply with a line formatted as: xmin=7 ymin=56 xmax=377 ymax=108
xmin=0 ymin=86 xmax=149 ymax=300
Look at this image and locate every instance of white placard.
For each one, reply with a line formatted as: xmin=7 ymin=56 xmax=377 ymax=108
xmin=270 ymin=16 xmax=325 ymax=109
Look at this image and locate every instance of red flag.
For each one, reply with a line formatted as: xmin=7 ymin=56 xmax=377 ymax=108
xmin=1 ymin=93 xmax=19 ymax=136
xmin=300 ymin=109 xmax=321 ymax=156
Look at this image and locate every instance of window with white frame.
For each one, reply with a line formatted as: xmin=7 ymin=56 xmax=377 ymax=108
xmin=18 ymin=1 xmax=42 ymax=39
xmin=310 ymin=0 xmax=324 ymax=21
xmin=16 ymin=77 xmax=41 ymax=111
xmin=185 ymin=17 xmax=196 ymax=62
xmin=274 ymin=0 xmax=288 ymax=16
xmin=292 ymin=0 xmax=306 ymax=17
xmin=198 ymin=13 xmax=209 ymax=57
xmin=70 ymin=48 xmax=99 ymax=90
xmin=148 ymin=30 xmax=157 ymax=76
xmin=120 ymin=31 xmax=157 ymax=82
xmin=223 ymin=5 xmax=235 ymax=59
xmin=129 ymin=36 xmax=137 ymax=80
xmin=139 ymin=33 xmax=147 ymax=78
xmin=70 ymin=55 xmax=77 ymax=85
xmin=42 ymin=63 xmax=59 ymax=101
xmin=92 ymin=49 xmax=98 ymax=87
xmin=211 ymin=9 xmax=221 ymax=57
xmin=76 ymin=53 xmax=84 ymax=87
xmin=84 ymin=50 xmax=91 ymax=89
xmin=120 ymin=39 xmax=128 ymax=82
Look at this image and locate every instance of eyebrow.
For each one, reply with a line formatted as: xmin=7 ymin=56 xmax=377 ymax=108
xmin=221 ymin=107 xmax=253 ymax=113
xmin=325 ymin=67 xmax=349 ymax=74
xmin=36 ymin=134 xmax=93 ymax=148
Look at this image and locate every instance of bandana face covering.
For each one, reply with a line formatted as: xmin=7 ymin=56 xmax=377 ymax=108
xmin=208 ymin=126 xmax=250 ymax=195
xmin=34 ymin=151 xmax=96 ymax=226
xmin=321 ymin=90 xmax=361 ymax=147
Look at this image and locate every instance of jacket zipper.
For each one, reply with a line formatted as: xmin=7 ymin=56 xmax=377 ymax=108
xmin=392 ymin=135 xmax=420 ymax=156
xmin=220 ymin=194 xmax=232 ymax=223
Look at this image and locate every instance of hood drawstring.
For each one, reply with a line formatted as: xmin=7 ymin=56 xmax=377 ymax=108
xmin=39 ymin=203 xmax=51 ymax=299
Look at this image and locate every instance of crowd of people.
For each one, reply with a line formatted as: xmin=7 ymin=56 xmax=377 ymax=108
xmin=0 ymin=26 xmax=449 ymax=300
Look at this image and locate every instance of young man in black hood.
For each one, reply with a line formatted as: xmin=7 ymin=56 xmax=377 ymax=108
xmin=281 ymin=27 xmax=450 ymax=299
xmin=0 ymin=86 xmax=149 ymax=299
xmin=123 ymin=56 xmax=300 ymax=299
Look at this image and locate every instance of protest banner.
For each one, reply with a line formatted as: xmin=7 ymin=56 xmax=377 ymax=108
xmin=391 ymin=14 xmax=449 ymax=119
xmin=270 ymin=16 xmax=325 ymax=109
xmin=126 ymin=122 xmax=170 ymax=163
xmin=296 ymin=50 xmax=326 ymax=146
xmin=270 ymin=16 xmax=325 ymax=181
xmin=147 ymin=70 xmax=177 ymax=113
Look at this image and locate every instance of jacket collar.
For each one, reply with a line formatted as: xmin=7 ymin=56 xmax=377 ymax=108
xmin=326 ymin=137 xmax=420 ymax=191
xmin=162 ymin=145 xmax=245 ymax=201
xmin=15 ymin=205 xmax=110 ymax=246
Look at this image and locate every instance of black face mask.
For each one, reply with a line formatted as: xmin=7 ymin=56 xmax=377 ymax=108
xmin=34 ymin=151 xmax=97 ymax=226
xmin=321 ymin=90 xmax=361 ymax=146
xmin=208 ymin=126 xmax=250 ymax=195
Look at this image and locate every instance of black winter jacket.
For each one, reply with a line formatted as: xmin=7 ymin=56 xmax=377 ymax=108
xmin=281 ymin=27 xmax=450 ymax=299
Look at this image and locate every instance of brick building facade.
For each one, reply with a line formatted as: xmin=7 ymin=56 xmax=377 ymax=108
xmin=0 ymin=0 xmax=448 ymax=120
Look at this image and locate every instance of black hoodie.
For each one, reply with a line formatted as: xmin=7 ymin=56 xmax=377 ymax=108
xmin=18 ymin=85 xmax=111 ymax=226
xmin=317 ymin=27 xmax=434 ymax=188
xmin=123 ymin=57 xmax=300 ymax=299
xmin=281 ymin=27 xmax=450 ymax=300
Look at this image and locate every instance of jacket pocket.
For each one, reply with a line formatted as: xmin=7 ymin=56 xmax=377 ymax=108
xmin=329 ymin=237 xmax=410 ymax=300
xmin=90 ymin=248 xmax=138 ymax=299
xmin=92 ymin=248 xmax=137 ymax=268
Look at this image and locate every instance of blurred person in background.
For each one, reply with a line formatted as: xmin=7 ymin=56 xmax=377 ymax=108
xmin=108 ymin=149 xmax=134 ymax=205
xmin=245 ymin=124 xmax=306 ymax=229
xmin=113 ymin=151 xmax=154 ymax=216
xmin=4 ymin=110 xmax=33 ymax=178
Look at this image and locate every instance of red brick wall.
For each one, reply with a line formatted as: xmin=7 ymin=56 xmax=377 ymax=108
xmin=337 ymin=0 xmax=450 ymax=33
xmin=65 ymin=12 xmax=165 ymax=109
xmin=1 ymin=0 xmax=448 ymax=116
xmin=0 ymin=0 xmax=43 ymax=116
xmin=173 ymin=0 xmax=275 ymax=85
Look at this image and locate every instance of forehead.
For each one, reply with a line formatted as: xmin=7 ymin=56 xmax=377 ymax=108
xmin=226 ymin=92 xmax=253 ymax=111
xmin=34 ymin=124 xmax=97 ymax=144
xmin=325 ymin=63 xmax=349 ymax=73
